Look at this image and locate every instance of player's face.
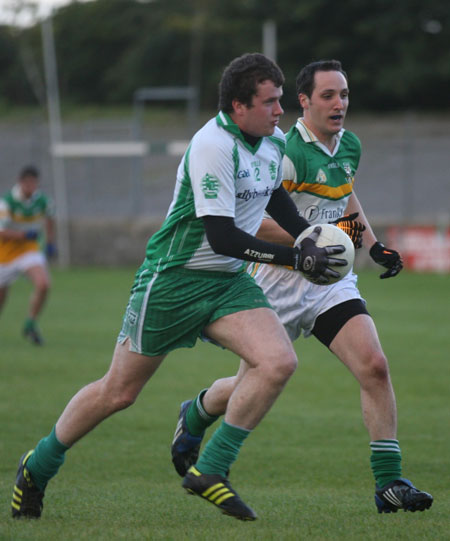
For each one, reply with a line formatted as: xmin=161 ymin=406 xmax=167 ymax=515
xmin=300 ymin=70 xmax=349 ymax=141
xmin=19 ymin=175 xmax=39 ymax=199
xmin=232 ymin=80 xmax=284 ymax=137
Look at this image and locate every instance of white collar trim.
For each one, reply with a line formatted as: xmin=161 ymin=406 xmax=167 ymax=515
xmin=295 ymin=118 xmax=345 ymax=157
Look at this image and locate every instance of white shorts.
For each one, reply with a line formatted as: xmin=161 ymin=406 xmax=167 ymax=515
xmin=247 ymin=263 xmax=364 ymax=341
xmin=0 ymin=251 xmax=47 ymax=287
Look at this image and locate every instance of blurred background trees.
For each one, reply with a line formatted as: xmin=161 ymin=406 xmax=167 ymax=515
xmin=0 ymin=0 xmax=448 ymax=111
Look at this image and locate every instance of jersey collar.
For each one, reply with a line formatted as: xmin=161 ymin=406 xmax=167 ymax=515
xmin=12 ymin=184 xmax=40 ymax=203
xmin=295 ymin=117 xmax=344 ymax=157
xmin=216 ymin=111 xmax=263 ymax=153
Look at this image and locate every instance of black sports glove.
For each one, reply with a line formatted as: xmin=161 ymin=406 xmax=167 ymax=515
xmin=293 ymin=226 xmax=347 ymax=285
xmin=369 ymin=241 xmax=403 ymax=279
xmin=330 ymin=212 xmax=366 ymax=249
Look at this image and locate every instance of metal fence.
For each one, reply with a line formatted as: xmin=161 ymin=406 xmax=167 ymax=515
xmin=1 ymin=111 xmax=449 ymax=264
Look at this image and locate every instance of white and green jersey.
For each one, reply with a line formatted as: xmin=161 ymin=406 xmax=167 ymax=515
xmin=144 ymin=112 xmax=285 ymax=273
xmin=282 ymin=118 xmax=361 ymax=224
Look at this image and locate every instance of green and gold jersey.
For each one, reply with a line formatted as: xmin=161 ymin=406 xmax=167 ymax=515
xmin=282 ymin=118 xmax=361 ymax=224
xmin=0 ymin=185 xmax=54 ymax=263
xmin=143 ymin=112 xmax=285 ymax=273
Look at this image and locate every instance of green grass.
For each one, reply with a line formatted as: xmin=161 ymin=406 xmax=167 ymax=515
xmin=0 ymin=267 xmax=448 ymax=540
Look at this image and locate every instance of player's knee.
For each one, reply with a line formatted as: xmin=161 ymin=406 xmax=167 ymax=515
xmin=99 ymin=381 xmax=138 ymax=413
xmin=35 ymin=279 xmax=50 ymax=294
xmin=281 ymin=352 xmax=298 ymax=380
xmin=365 ymin=350 xmax=390 ymax=383
xmin=265 ymin=350 xmax=298 ymax=385
xmin=109 ymin=392 xmax=137 ymax=412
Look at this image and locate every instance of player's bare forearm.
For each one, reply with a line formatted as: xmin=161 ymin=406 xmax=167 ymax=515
xmin=345 ymin=192 xmax=377 ymax=248
xmin=256 ymin=218 xmax=295 ymax=247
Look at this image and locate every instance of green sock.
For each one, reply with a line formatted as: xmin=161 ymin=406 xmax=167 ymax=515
xmin=186 ymin=389 xmax=219 ymax=436
xmin=27 ymin=426 xmax=69 ymax=491
xmin=195 ymin=420 xmax=250 ymax=477
xmin=370 ymin=439 xmax=402 ymax=488
xmin=24 ymin=317 xmax=36 ymax=330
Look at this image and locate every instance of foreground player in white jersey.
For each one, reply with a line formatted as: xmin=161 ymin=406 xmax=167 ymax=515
xmin=11 ymin=53 xmax=347 ymax=522
xmin=171 ymin=60 xmax=433 ymax=514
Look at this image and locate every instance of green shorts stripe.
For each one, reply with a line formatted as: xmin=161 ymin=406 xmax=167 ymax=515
xmin=118 ymin=266 xmax=272 ymax=356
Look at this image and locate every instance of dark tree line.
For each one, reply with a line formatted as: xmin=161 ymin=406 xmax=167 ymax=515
xmin=0 ymin=0 xmax=449 ymax=111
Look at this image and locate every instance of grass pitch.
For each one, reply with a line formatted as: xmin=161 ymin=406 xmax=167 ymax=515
xmin=0 ymin=267 xmax=448 ymax=540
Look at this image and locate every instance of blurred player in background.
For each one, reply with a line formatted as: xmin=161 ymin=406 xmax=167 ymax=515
xmin=170 ymin=60 xmax=433 ymax=514
xmin=0 ymin=165 xmax=56 ymax=345
xmin=10 ymin=53 xmax=346 ymax=521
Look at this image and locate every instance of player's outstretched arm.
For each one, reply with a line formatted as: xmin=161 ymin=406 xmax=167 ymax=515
xmin=344 ymin=192 xmax=377 ymax=247
xmin=344 ymin=192 xmax=402 ymax=278
xmin=203 ymin=218 xmax=345 ymax=283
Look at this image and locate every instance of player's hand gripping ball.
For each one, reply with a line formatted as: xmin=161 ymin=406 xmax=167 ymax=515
xmin=295 ymin=224 xmax=355 ymax=285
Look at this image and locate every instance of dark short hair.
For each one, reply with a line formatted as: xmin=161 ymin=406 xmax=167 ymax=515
xmin=219 ymin=53 xmax=285 ymax=113
xmin=295 ymin=60 xmax=347 ymax=98
xmin=19 ymin=165 xmax=40 ymax=179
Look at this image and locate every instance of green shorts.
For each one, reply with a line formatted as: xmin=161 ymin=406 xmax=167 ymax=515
xmin=118 ymin=266 xmax=272 ymax=356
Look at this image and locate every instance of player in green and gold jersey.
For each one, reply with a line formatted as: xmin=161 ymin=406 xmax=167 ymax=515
xmin=0 ymin=165 xmax=56 ymax=345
